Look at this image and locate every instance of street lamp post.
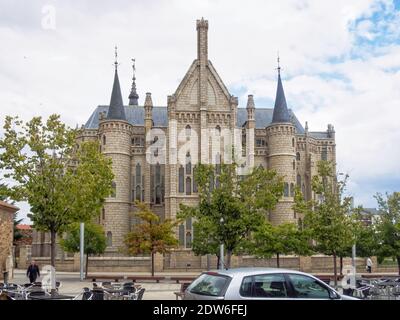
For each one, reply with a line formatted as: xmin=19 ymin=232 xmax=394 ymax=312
xmin=220 ymin=217 xmax=224 ymax=270
xmin=80 ymin=222 xmax=84 ymax=281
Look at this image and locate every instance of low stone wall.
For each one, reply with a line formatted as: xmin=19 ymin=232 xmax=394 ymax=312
xmin=28 ymin=255 xmax=152 ymax=273
xmin=17 ymin=245 xmax=398 ymax=274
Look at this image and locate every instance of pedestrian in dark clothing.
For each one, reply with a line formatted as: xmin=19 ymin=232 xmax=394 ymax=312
xmin=26 ymin=260 xmax=40 ymax=283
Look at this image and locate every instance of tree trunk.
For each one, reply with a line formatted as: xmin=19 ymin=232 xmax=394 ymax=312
xmin=340 ymin=256 xmax=343 ymax=275
xmin=333 ymin=253 xmax=338 ymax=289
xmin=206 ymin=254 xmax=211 ymax=271
xmin=151 ymin=252 xmax=155 ymax=277
xmin=226 ymin=250 xmax=232 ymax=269
xmin=276 ymin=253 xmax=280 ymax=268
xmin=50 ymin=230 xmax=56 ymax=267
xmin=216 ymin=255 xmax=220 ymax=270
xmin=85 ymin=254 xmax=89 ymax=278
xmin=397 ymin=256 xmax=400 ymax=276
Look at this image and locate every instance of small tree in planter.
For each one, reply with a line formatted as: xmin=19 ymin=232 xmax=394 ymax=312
xmin=61 ymin=222 xmax=107 ymax=278
xmin=124 ymin=202 xmax=178 ymax=276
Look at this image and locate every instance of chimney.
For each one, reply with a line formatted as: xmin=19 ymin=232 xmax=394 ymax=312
xmin=196 ymin=18 xmax=208 ymax=64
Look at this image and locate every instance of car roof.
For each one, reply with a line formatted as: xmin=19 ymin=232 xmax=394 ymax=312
xmin=204 ymin=267 xmax=311 ymax=277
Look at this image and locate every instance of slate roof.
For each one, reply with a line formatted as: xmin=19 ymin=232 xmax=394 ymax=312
xmin=271 ymin=72 xmax=291 ymax=123
xmin=85 ymin=105 xmax=305 ymax=133
xmin=106 ymin=69 xmax=126 ymax=120
xmin=309 ymin=132 xmax=330 ymax=139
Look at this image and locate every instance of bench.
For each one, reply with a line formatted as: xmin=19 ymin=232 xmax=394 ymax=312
xmin=173 ymin=282 xmax=191 ymax=300
xmin=127 ymin=276 xmax=165 ymax=283
xmin=88 ymin=275 xmax=124 ymax=282
xmin=170 ymin=277 xmax=196 ymax=284
xmin=87 ymin=275 xmax=165 ymax=283
xmin=314 ymin=275 xmax=344 ymax=285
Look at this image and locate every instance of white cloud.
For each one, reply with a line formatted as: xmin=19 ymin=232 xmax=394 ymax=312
xmin=0 ymin=0 xmax=399 ymax=220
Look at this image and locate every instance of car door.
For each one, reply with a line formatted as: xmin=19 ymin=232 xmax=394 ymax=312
xmin=284 ymin=273 xmax=335 ymax=300
xmin=237 ymin=273 xmax=292 ymax=300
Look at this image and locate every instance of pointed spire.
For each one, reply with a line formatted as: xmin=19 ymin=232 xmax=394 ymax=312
xmin=246 ymin=94 xmax=255 ymax=122
xmin=128 ymin=58 xmax=139 ymax=106
xmin=272 ymin=56 xmax=291 ymax=123
xmin=107 ymin=46 xmax=126 ymax=121
xmin=246 ymin=94 xmax=255 ymax=109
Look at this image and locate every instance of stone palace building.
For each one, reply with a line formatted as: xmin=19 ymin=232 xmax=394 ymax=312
xmin=32 ymin=18 xmax=336 ymax=258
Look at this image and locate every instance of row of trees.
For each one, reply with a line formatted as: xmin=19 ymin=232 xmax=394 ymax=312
xmin=178 ymin=160 xmax=400 ymax=283
xmin=1 ymin=114 xmax=399 ymax=280
xmin=0 ymin=115 xmax=114 ymax=267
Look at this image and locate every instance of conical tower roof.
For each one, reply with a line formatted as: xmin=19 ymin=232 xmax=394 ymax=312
xmin=272 ymin=69 xmax=291 ymax=123
xmin=107 ymin=48 xmax=126 ymax=121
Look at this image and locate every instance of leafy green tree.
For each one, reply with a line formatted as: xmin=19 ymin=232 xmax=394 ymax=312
xmin=294 ymin=161 xmax=357 ymax=287
xmin=250 ymin=222 xmax=313 ymax=267
xmin=0 ymin=115 xmax=114 ymax=266
xmin=179 ymin=164 xmax=284 ymax=268
xmin=374 ymin=192 xmax=400 ymax=275
xmin=191 ymin=218 xmax=221 ymax=268
xmin=13 ymin=214 xmax=24 ymax=243
xmin=61 ymin=222 xmax=107 ymax=277
xmin=124 ymin=201 xmax=178 ymax=276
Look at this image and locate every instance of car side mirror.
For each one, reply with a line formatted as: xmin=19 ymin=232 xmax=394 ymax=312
xmin=329 ymin=290 xmax=340 ymax=300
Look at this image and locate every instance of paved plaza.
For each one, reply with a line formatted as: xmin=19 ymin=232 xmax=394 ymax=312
xmin=10 ymin=269 xmax=202 ymax=300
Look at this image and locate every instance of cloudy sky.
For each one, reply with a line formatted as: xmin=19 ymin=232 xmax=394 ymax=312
xmin=1 ymin=0 xmax=399 ymax=222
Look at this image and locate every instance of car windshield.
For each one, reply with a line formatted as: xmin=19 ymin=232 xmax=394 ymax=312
xmin=188 ymin=273 xmax=231 ymax=296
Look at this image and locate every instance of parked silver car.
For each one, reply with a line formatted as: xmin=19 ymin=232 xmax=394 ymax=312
xmin=183 ymin=268 xmax=358 ymax=300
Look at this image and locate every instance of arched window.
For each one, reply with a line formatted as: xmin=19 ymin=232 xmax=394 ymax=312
xmin=290 ymin=183 xmax=295 ymax=197
xmin=179 ymin=166 xmax=184 ymax=193
xmin=136 ymin=164 xmax=141 ymax=183
xmin=186 ymin=232 xmax=192 ymax=248
xmin=186 ymin=177 xmax=192 ymax=195
xmin=185 ymin=125 xmax=191 ymax=138
xmin=186 ymin=217 xmax=192 ymax=230
xmin=185 ymin=152 xmax=191 ymax=175
xmin=216 ymin=125 xmax=221 ymax=135
xmin=284 ymin=183 xmax=289 ymax=197
xmin=193 ymin=166 xmax=198 ymax=193
xmin=179 ymin=224 xmax=185 ymax=247
xmin=293 ymin=160 xmax=295 ymax=170
xmin=102 ymin=207 xmax=105 ymax=220
xmin=292 ymin=138 xmax=295 ymax=147
xmin=111 ymin=181 xmax=116 ymax=197
xmin=106 ymin=232 xmax=112 ymax=247
xmin=155 ymin=186 xmax=161 ymax=204
xmin=103 ymin=135 xmax=106 ymax=145
xmin=136 ymin=185 xmax=141 ymax=201
xmin=302 ymin=183 xmax=306 ymax=199
xmin=296 ymin=152 xmax=300 ymax=161
xmin=155 ymin=163 xmax=161 ymax=184
xmin=321 ymin=146 xmax=328 ymax=161
xmin=297 ymin=174 xmax=301 ymax=188
xmin=215 ymin=153 xmax=221 ymax=174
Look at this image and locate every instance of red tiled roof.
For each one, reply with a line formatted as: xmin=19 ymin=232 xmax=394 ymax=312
xmin=16 ymin=224 xmax=32 ymax=230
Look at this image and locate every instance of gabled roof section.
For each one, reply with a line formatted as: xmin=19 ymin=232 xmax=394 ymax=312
xmin=174 ymin=60 xmax=198 ymax=98
xmin=207 ymin=60 xmax=231 ymax=101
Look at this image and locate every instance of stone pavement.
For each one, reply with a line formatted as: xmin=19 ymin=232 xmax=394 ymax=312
xmin=10 ymin=269 xmax=200 ymax=300
xmin=9 ymin=269 xmax=399 ymax=300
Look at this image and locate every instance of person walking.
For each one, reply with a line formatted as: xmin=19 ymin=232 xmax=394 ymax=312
xmin=26 ymin=260 xmax=40 ymax=283
xmin=366 ymin=257 xmax=373 ymax=273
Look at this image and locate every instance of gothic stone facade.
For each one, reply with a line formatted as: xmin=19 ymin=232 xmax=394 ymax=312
xmin=76 ymin=19 xmax=336 ymax=252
